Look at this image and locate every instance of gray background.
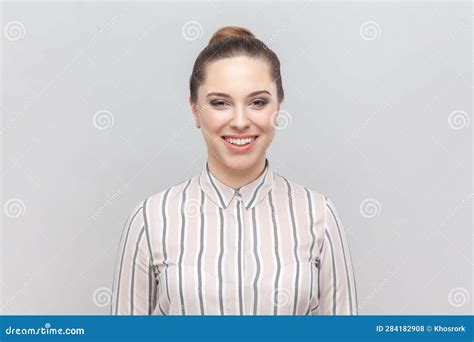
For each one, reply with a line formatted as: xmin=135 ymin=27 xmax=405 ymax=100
xmin=1 ymin=0 xmax=472 ymax=315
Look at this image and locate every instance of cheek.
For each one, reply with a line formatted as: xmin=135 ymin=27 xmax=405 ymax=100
xmin=202 ymin=111 xmax=225 ymax=131
xmin=201 ymin=111 xmax=228 ymax=144
xmin=254 ymin=109 xmax=276 ymax=132
xmin=262 ymin=128 xmax=276 ymax=147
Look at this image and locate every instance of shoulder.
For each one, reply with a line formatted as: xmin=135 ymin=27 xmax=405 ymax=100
xmin=272 ymin=171 xmax=327 ymax=204
xmin=134 ymin=174 xmax=199 ymax=214
xmin=272 ymin=171 xmax=336 ymax=220
xmin=124 ymin=175 xmax=198 ymax=235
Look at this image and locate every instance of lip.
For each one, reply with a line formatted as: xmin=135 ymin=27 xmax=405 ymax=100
xmin=221 ymin=135 xmax=259 ymax=153
xmin=221 ymin=134 xmax=259 ymax=139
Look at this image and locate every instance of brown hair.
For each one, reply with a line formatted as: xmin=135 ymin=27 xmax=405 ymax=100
xmin=189 ymin=26 xmax=284 ymax=104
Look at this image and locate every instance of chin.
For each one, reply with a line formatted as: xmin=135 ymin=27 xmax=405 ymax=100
xmin=222 ymin=154 xmax=260 ymax=170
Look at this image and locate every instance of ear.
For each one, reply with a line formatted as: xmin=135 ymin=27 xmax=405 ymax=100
xmin=188 ymin=96 xmax=195 ymax=113
xmin=189 ymin=96 xmax=201 ymax=127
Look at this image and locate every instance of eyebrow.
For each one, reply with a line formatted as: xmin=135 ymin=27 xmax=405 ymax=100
xmin=206 ymin=90 xmax=272 ymax=99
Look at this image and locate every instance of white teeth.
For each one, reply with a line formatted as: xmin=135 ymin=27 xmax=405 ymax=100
xmin=224 ymin=137 xmax=256 ymax=146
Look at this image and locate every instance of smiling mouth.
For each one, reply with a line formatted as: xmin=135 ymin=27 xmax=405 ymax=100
xmin=221 ymin=135 xmax=259 ymax=146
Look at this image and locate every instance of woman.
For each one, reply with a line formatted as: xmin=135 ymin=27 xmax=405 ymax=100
xmin=110 ymin=26 xmax=358 ymax=315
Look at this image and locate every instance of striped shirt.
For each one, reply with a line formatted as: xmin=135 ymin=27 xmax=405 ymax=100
xmin=110 ymin=158 xmax=358 ymax=315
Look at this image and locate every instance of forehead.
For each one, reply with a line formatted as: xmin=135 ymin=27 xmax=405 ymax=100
xmin=201 ymin=56 xmax=275 ymax=95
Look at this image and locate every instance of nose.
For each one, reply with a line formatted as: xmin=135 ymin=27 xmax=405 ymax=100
xmin=229 ymin=105 xmax=251 ymax=130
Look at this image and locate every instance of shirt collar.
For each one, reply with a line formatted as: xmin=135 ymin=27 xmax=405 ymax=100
xmin=198 ymin=158 xmax=274 ymax=210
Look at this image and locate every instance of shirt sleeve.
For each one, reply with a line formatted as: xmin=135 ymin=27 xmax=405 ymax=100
xmin=110 ymin=200 xmax=158 ymax=315
xmin=317 ymin=196 xmax=358 ymax=315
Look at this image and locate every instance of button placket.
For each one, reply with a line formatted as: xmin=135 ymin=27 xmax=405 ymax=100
xmin=235 ymin=190 xmax=245 ymax=314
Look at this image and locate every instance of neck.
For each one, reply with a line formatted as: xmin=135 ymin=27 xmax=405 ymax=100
xmin=207 ymin=155 xmax=267 ymax=190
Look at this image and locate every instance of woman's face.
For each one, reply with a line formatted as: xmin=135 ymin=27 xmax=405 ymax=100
xmin=189 ymin=56 xmax=280 ymax=172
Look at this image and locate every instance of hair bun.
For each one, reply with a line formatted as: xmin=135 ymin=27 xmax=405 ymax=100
xmin=208 ymin=26 xmax=255 ymax=45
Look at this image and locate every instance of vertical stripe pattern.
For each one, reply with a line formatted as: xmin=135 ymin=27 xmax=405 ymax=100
xmin=110 ymin=158 xmax=358 ymax=315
